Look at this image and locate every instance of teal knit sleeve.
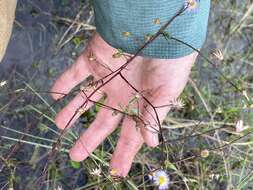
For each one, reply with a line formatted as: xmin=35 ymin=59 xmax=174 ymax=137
xmin=92 ymin=0 xmax=210 ymax=59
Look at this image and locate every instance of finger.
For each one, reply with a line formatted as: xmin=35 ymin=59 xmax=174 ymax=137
xmin=141 ymin=104 xmax=169 ymax=147
xmin=69 ymin=101 xmax=122 ymax=161
xmin=55 ymin=91 xmax=103 ymax=130
xmin=109 ymin=117 xmax=143 ymax=177
xmin=50 ymin=53 xmax=92 ymax=100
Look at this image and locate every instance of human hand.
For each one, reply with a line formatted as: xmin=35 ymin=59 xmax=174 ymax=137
xmin=51 ymin=33 xmax=197 ymax=177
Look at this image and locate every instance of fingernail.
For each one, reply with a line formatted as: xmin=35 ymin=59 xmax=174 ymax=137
xmin=152 ymin=135 xmax=159 ymax=146
xmin=109 ymin=168 xmax=125 ymax=180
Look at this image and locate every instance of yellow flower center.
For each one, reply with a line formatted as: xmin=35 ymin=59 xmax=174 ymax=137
xmin=188 ymin=0 xmax=197 ymax=9
xmin=159 ymin=176 xmax=166 ymax=185
xmin=110 ymin=168 xmax=118 ymax=176
xmin=122 ymin=31 xmax=131 ymax=37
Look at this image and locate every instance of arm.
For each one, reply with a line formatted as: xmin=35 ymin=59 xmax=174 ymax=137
xmin=0 ymin=0 xmax=17 ymax=62
xmin=51 ymin=0 xmax=210 ymax=177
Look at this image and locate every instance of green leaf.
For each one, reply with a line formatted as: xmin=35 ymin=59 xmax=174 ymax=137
xmin=70 ymin=160 xmax=81 ymax=169
xmin=165 ymin=160 xmax=177 ymax=171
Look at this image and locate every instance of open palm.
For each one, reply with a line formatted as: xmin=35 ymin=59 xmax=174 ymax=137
xmin=51 ymin=33 xmax=197 ymax=177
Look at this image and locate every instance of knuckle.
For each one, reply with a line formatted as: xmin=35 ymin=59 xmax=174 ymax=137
xmin=85 ymin=49 xmax=111 ymax=78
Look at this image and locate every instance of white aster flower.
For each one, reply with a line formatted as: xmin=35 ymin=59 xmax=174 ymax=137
xmin=54 ymin=186 xmax=63 ymax=190
xmin=235 ymin=120 xmax=249 ymax=133
xmin=200 ymin=149 xmax=209 ymax=158
xmin=210 ymin=48 xmax=224 ymax=61
xmin=170 ymin=98 xmax=185 ymax=109
xmin=78 ymin=107 xmax=87 ymax=115
xmin=185 ymin=0 xmax=200 ymax=12
xmin=90 ymin=166 xmax=102 ymax=177
xmin=0 ymin=80 xmax=7 ymax=87
xmin=151 ymin=170 xmax=170 ymax=190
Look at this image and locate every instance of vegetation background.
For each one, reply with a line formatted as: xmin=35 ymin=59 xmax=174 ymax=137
xmin=0 ymin=0 xmax=253 ymax=189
